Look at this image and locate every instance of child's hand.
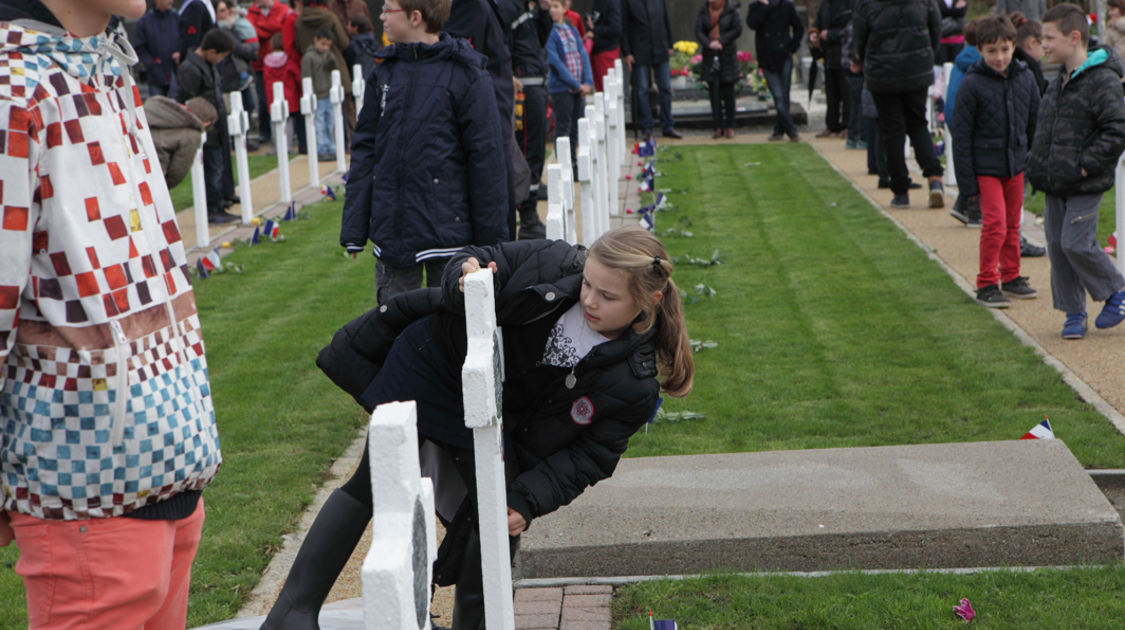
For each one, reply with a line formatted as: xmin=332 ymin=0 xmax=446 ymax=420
xmin=580 ymin=84 xmax=592 ymax=95
xmin=507 ymin=507 xmax=527 ymax=535
xmin=709 ymin=40 xmax=722 ymax=51
xmin=1082 ymin=167 xmax=1088 ymax=177
xmin=459 ymin=257 xmax=498 ymax=292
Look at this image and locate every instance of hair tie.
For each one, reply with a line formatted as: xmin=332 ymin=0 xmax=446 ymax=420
xmin=653 ymin=255 xmax=662 ymax=272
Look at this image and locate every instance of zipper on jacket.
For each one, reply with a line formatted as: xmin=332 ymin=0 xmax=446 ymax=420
xmin=109 ymin=319 xmax=129 ymax=445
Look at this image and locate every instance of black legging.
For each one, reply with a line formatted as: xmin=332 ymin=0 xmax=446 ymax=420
xmin=708 ymin=80 xmax=736 ymax=130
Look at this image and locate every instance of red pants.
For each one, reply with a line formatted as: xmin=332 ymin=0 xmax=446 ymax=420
xmin=9 ymin=499 xmax=205 ymax=630
xmin=591 ymin=48 xmax=620 ymax=93
xmin=977 ymin=174 xmax=1024 ymax=289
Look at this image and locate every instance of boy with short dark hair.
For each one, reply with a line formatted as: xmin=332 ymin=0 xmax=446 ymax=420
xmin=340 ymin=0 xmax=508 ymax=304
xmin=177 ymin=27 xmax=239 ymax=223
xmin=302 ymin=27 xmax=338 ymax=158
xmin=1027 ymin=3 xmax=1125 ymax=339
xmin=952 ymin=15 xmax=1040 ymax=308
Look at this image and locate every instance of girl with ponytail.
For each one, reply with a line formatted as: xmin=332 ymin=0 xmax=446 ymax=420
xmin=264 ymin=226 xmax=692 ymax=629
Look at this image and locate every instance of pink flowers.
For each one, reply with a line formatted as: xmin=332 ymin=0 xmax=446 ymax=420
xmin=690 ymin=54 xmax=702 ymax=65
xmin=737 ymin=50 xmax=753 ymax=63
xmin=953 ymin=598 xmax=975 ymax=622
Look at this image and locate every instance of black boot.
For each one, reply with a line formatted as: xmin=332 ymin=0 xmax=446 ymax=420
xmin=260 ymin=489 xmax=372 ymax=630
xmin=517 ymin=205 xmax=546 ymax=240
xmin=451 ymin=526 xmax=486 ymax=630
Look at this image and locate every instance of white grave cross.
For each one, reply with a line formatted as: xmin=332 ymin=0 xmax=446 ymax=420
xmin=361 ymin=401 xmax=437 ymax=630
xmin=227 ymin=91 xmax=254 ymax=223
xmin=270 ymin=81 xmax=292 ymax=203
xmin=190 ymin=130 xmax=208 ymax=247
xmin=300 ymin=77 xmax=320 ymax=188
xmin=330 ymin=69 xmax=348 ymax=172
xmin=460 ymin=270 xmax=515 ymax=630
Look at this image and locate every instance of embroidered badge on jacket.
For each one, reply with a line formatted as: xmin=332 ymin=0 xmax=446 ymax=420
xmin=570 ymin=396 xmax=594 ymax=425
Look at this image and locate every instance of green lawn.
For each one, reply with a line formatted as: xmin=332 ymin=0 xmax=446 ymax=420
xmin=168 ymin=153 xmax=292 ymax=211
xmin=632 ymin=144 xmax=1125 ymax=468
xmin=1 ymin=143 xmax=1122 ymax=627
xmin=613 ymin=567 xmax=1125 ymax=629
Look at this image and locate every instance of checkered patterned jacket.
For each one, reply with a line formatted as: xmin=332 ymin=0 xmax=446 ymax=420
xmin=0 ymin=19 xmax=222 ymax=520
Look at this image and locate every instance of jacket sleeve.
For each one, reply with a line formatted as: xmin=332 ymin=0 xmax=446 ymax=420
xmin=300 ymin=53 xmax=313 ymax=79
xmin=458 ymin=71 xmax=511 ymax=248
xmin=928 ymin=0 xmax=942 ymax=53
xmin=135 ymin=19 xmax=156 ymax=69
xmin=234 ymin=37 xmax=259 ymax=63
xmin=851 ymin=2 xmax=867 ymax=63
xmin=175 ymin=62 xmax=202 ymax=103
xmin=506 ymin=387 xmax=657 ymax=521
xmin=165 ymin=131 xmax=202 ymax=190
xmin=951 ymin=76 xmax=978 ymax=197
xmin=593 ymin=0 xmax=621 ymax=41
xmin=746 ymin=2 xmax=767 ymax=30
xmin=440 ymin=239 xmax=575 ymax=312
xmin=1079 ymin=77 xmax=1125 ymax=178
xmin=721 ymin=8 xmax=743 ymax=49
xmin=0 ymin=100 xmax=40 ymax=393
xmin=340 ymin=67 xmax=384 ymax=247
xmin=620 ymin=0 xmax=632 ymax=57
xmin=546 ymin=31 xmax=582 ymax=90
xmin=1026 ymin=77 xmax=1039 ymax=152
xmin=788 ymin=4 xmax=805 ymax=53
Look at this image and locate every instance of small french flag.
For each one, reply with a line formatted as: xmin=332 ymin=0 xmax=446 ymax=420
xmin=199 ymin=247 xmax=221 ymax=272
xmin=1020 ymin=416 xmax=1055 ymax=440
xmin=196 ymin=258 xmax=209 ymax=279
xmin=263 ymin=219 xmax=279 ymax=240
xmin=283 ymin=202 xmax=297 ymax=222
xmin=321 ymin=185 xmax=336 ymax=201
xmin=648 ymin=610 xmax=676 ymax=630
xmin=250 ymin=226 xmax=261 ymax=246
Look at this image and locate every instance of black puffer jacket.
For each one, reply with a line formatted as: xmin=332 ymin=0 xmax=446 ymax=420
xmin=436 ymin=240 xmax=661 ymax=523
xmin=951 ymin=59 xmax=1039 ymax=197
xmin=318 ymin=239 xmax=661 ymax=525
xmin=1027 ymin=47 xmax=1125 ymax=197
xmin=852 ymin=0 xmax=940 ymax=93
xmin=746 ymin=0 xmax=804 ymax=73
xmin=694 ymin=0 xmax=744 ymax=85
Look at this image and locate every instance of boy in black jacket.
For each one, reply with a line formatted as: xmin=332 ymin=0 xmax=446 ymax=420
xmin=1027 ymin=3 xmax=1125 ymax=339
xmin=952 ymin=16 xmax=1039 ymax=308
xmin=341 ymin=0 xmax=509 ymax=304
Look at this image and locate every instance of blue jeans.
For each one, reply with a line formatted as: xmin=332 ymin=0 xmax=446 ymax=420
xmin=314 ymin=97 xmax=335 ymax=156
xmin=632 ymin=61 xmax=674 ymax=135
xmin=761 ymin=57 xmax=796 ymax=138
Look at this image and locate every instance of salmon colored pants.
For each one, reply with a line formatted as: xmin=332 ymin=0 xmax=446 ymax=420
xmin=8 ymin=500 xmax=205 ymax=630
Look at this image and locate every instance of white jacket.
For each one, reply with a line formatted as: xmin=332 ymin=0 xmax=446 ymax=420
xmin=0 ymin=18 xmax=221 ymax=520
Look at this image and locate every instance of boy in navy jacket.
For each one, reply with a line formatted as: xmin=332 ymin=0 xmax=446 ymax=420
xmin=952 ymin=15 xmax=1039 ymax=308
xmin=341 ymin=0 xmax=509 ymax=304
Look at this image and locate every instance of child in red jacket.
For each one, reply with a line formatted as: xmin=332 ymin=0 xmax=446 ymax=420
xmin=262 ymin=32 xmax=302 ymax=151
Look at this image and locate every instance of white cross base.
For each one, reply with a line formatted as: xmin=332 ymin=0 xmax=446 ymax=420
xmin=361 ymin=401 xmax=437 ymax=630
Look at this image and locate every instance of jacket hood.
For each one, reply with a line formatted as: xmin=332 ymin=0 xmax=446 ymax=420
xmin=144 ymin=95 xmax=204 ymax=131
xmin=954 ymin=45 xmax=981 ymax=71
xmin=374 ymin=33 xmax=486 ymax=69
xmin=0 ymin=12 xmax=138 ymax=90
xmin=1070 ymin=46 xmax=1123 ymax=80
xmin=263 ymin=50 xmax=289 ymax=68
xmin=296 ymin=6 xmax=340 ymax=31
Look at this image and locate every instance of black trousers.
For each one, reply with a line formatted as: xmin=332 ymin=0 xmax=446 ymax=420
xmin=824 ymin=67 xmax=849 ymax=132
xmin=708 ymin=80 xmax=736 ymax=129
xmin=516 ymin=84 xmax=548 ymax=206
xmin=871 ymin=88 xmax=942 ymax=195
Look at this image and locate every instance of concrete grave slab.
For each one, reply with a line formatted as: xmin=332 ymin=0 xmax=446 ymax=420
xmin=515 ymin=440 xmax=1124 ymax=578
